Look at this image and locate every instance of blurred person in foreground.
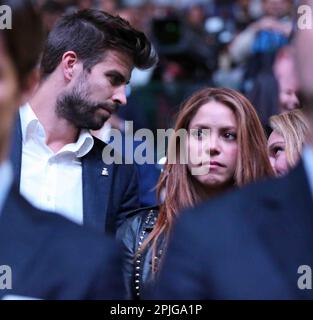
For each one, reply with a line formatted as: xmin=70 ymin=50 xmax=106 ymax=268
xmin=0 ymin=0 xmax=124 ymax=300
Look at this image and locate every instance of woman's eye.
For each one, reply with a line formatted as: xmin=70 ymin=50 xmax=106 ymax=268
xmin=274 ymin=147 xmax=284 ymax=157
xmin=191 ymin=129 xmax=209 ymax=139
xmin=224 ymin=132 xmax=237 ymax=140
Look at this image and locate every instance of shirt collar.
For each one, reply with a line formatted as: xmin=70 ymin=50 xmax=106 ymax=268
xmin=302 ymin=145 xmax=313 ymax=200
xmin=19 ymin=102 xmax=41 ymax=143
xmin=0 ymin=161 xmax=13 ymax=216
xmin=64 ymin=129 xmax=94 ymax=158
xmin=19 ymin=102 xmax=94 ymax=158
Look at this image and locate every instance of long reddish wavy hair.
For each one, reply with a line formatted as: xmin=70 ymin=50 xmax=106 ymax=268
xmin=140 ymin=87 xmax=274 ymax=269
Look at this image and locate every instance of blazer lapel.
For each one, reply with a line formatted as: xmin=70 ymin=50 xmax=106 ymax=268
xmin=82 ymin=140 xmax=114 ymax=233
xmin=9 ymin=119 xmax=116 ymax=234
xmin=9 ymin=114 xmax=22 ymax=187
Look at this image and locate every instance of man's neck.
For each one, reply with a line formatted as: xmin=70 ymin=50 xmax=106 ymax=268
xmin=29 ymin=78 xmax=79 ymax=154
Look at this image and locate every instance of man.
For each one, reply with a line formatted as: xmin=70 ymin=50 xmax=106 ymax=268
xmin=273 ymin=46 xmax=300 ymax=113
xmin=151 ymin=1 xmax=313 ymax=299
xmin=10 ymin=9 xmax=157 ymax=234
xmin=0 ymin=0 xmax=124 ymax=300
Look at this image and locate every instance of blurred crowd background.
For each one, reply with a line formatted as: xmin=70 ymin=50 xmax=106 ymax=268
xmin=32 ymin=0 xmax=299 ymax=138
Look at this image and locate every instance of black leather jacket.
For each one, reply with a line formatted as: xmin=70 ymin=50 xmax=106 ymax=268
xmin=116 ymin=206 xmax=165 ymax=299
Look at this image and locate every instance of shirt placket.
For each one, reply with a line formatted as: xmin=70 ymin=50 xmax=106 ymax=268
xmin=43 ymin=156 xmax=57 ymax=212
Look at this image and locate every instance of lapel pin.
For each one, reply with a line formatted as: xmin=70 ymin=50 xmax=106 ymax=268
xmin=101 ymin=168 xmax=109 ymax=176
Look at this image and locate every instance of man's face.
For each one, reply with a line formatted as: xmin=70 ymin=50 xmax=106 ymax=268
xmin=274 ymin=49 xmax=300 ymax=113
xmin=294 ymin=2 xmax=313 ymax=138
xmin=278 ymin=81 xmax=299 ymax=113
xmin=295 ymin=26 xmax=313 ymax=98
xmin=0 ymin=35 xmax=19 ymax=160
xmin=56 ymin=50 xmax=133 ymax=130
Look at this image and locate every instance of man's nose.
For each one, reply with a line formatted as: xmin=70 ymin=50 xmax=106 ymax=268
xmin=112 ymin=85 xmax=127 ymax=106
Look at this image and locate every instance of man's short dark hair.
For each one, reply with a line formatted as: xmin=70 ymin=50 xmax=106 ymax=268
xmin=1 ymin=0 xmax=44 ymax=88
xmin=41 ymin=9 xmax=158 ymax=77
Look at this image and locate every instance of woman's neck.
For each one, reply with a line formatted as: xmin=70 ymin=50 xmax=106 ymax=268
xmin=196 ymin=179 xmax=235 ymax=202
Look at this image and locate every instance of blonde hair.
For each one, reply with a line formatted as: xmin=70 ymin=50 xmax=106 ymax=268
xmin=270 ymin=109 xmax=310 ymax=167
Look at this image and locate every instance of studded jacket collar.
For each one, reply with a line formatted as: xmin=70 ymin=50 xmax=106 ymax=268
xmin=116 ymin=206 xmax=164 ymax=299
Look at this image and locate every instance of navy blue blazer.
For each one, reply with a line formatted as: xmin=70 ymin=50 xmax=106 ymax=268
xmin=9 ymin=115 xmax=140 ymax=234
xmin=0 ymin=185 xmax=125 ymax=300
xmin=152 ymin=162 xmax=313 ymax=299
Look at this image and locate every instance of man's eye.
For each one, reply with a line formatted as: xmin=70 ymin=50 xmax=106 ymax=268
xmin=109 ymin=77 xmax=119 ymax=86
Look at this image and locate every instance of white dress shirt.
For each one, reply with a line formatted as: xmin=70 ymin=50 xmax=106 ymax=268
xmin=302 ymin=145 xmax=313 ymax=201
xmin=0 ymin=161 xmax=13 ymax=216
xmin=19 ymin=103 xmax=94 ymax=224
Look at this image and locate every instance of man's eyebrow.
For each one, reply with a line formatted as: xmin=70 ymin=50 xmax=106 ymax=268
xmin=105 ymin=70 xmax=130 ymax=84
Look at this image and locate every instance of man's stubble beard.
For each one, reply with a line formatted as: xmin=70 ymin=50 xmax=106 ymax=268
xmin=55 ymin=73 xmax=111 ymax=131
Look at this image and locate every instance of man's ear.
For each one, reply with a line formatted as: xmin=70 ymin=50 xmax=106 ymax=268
xmin=18 ymin=68 xmax=40 ymax=106
xmin=61 ymin=51 xmax=78 ymax=81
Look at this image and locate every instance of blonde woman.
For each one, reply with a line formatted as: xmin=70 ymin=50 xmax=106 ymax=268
xmin=268 ymin=109 xmax=310 ymax=176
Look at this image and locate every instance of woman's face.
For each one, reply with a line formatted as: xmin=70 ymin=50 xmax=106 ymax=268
xmin=187 ymin=100 xmax=238 ymax=188
xmin=267 ymin=130 xmax=289 ymax=176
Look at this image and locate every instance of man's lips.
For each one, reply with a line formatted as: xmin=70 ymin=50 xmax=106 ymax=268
xmin=99 ymin=105 xmax=116 ymax=114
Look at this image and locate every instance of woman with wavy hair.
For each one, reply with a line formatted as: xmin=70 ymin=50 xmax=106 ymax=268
xmin=117 ymin=87 xmax=274 ymax=299
xmin=268 ymin=109 xmax=310 ymax=176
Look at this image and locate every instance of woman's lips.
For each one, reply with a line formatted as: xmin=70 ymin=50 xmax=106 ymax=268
xmin=209 ymin=161 xmax=225 ymax=168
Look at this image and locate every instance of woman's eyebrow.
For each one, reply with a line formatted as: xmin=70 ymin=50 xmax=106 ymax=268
xmin=268 ymin=142 xmax=283 ymax=150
